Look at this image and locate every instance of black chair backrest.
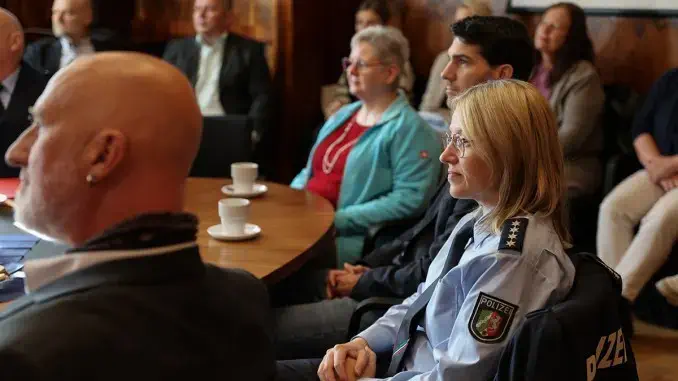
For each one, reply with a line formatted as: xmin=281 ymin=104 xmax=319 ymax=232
xmin=190 ymin=116 xmax=253 ymax=178
xmin=494 ymin=253 xmax=639 ymax=381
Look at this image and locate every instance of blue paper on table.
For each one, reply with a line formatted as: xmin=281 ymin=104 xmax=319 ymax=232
xmin=0 ymin=256 xmax=24 ymax=266
xmin=0 ymin=234 xmax=39 ymax=250
xmin=0 ymin=248 xmax=31 ymax=257
xmin=0 ymin=241 xmax=36 ymax=250
xmin=0 ymin=235 xmax=39 ymax=243
xmin=0 ymin=276 xmax=26 ymax=303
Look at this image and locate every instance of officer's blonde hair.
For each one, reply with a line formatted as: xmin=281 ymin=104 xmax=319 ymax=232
xmin=450 ymin=79 xmax=570 ymax=244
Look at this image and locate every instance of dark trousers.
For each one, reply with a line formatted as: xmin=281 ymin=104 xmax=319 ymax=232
xmin=275 ymin=359 xmax=322 ymax=381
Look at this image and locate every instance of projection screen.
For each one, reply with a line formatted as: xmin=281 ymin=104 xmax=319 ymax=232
xmin=508 ymin=0 xmax=678 ymax=17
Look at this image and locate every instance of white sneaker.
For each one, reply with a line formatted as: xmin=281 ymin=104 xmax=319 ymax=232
xmin=656 ymin=275 xmax=678 ymax=306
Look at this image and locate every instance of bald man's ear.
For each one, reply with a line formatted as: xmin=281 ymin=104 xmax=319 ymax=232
xmin=83 ymin=130 xmax=126 ymax=183
xmin=9 ymin=31 xmax=24 ymax=54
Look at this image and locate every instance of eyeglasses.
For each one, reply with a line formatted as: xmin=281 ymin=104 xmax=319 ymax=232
xmin=443 ymin=132 xmax=472 ymax=158
xmin=341 ymin=57 xmax=383 ymax=72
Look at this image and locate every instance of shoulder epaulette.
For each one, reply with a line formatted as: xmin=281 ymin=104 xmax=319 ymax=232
xmin=498 ymin=218 xmax=529 ymax=253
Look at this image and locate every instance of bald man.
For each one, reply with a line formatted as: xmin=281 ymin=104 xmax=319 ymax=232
xmin=24 ymin=0 xmax=121 ymax=77
xmin=0 ymin=52 xmax=275 ymax=381
xmin=0 ymin=8 xmax=48 ymax=177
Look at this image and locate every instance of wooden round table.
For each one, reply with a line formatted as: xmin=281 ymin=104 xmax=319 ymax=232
xmin=0 ymin=178 xmax=335 ymax=312
xmin=185 ymin=178 xmax=335 ymax=284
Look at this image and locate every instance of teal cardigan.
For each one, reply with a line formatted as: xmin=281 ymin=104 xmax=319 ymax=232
xmin=291 ymin=93 xmax=442 ymax=265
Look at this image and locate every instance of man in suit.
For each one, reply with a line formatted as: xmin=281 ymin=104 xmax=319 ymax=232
xmin=0 ymin=52 xmax=275 ymax=380
xmin=0 ymin=9 xmax=48 ymax=178
xmin=274 ymin=16 xmax=536 ymax=363
xmin=163 ymin=0 xmax=273 ymax=145
xmin=24 ymin=0 xmax=119 ymax=78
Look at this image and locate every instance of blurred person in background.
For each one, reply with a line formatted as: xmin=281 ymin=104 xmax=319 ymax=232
xmin=292 ymin=25 xmax=441 ymax=266
xmin=418 ymin=0 xmax=492 ymax=132
xmin=24 ymin=0 xmax=121 ymax=78
xmin=0 ymin=8 xmax=48 ymax=178
xmin=321 ymin=0 xmax=416 ymax=120
xmin=530 ymin=1 xmax=604 ymax=197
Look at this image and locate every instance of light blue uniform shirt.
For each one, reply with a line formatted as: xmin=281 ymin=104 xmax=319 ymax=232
xmin=358 ymin=208 xmax=576 ymax=380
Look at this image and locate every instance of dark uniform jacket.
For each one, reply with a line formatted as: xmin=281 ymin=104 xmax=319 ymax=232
xmin=351 ymin=182 xmax=477 ymax=301
xmin=494 ymin=253 xmax=640 ymax=381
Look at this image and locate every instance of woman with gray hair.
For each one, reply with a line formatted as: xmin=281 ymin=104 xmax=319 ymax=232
xmin=292 ymin=25 xmax=442 ymax=266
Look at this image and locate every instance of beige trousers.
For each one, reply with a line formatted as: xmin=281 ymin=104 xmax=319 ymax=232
xmin=597 ymin=170 xmax=678 ymax=301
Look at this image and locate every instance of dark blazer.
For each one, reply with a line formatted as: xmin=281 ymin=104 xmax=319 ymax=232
xmin=351 ymin=182 xmax=477 ymax=301
xmin=163 ymin=34 xmax=273 ymax=138
xmin=0 ymin=63 xmax=47 ymax=177
xmin=0 ymin=247 xmax=275 ymax=381
xmin=24 ymin=37 xmax=121 ymax=78
xmin=631 ymin=67 xmax=678 ymax=156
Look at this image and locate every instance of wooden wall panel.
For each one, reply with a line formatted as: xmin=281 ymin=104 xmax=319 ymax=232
xmin=2 ymin=0 xmax=52 ymax=31
xmin=401 ymin=0 xmax=678 ymax=92
xmin=131 ymin=0 xmax=275 ymax=43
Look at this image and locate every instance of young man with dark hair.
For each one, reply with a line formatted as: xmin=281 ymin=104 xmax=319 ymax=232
xmin=442 ymin=15 xmax=536 ymax=100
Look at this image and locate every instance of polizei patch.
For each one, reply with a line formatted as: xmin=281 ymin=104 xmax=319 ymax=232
xmin=468 ymin=292 xmax=518 ymax=343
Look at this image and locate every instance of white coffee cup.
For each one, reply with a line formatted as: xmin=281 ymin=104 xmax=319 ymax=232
xmin=218 ymin=198 xmax=250 ymax=235
xmin=231 ymin=162 xmax=258 ymax=193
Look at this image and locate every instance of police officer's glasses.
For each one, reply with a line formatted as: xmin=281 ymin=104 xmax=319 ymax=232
xmin=443 ymin=132 xmax=471 ymax=158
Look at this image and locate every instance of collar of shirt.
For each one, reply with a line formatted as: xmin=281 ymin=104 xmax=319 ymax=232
xmin=23 ymin=241 xmax=198 ymax=293
xmin=60 ymin=36 xmax=95 ymax=56
xmin=470 ymin=207 xmax=494 ymax=248
xmin=196 ymin=32 xmax=228 ymax=49
xmin=24 ymin=212 xmax=199 ymax=293
xmin=1 ymin=67 xmax=21 ymax=97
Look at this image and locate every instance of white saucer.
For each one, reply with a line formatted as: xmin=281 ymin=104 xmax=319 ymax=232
xmin=207 ymin=223 xmax=261 ymax=241
xmin=221 ymin=183 xmax=268 ymax=198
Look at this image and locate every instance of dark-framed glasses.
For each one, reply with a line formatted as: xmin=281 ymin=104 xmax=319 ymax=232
xmin=443 ymin=132 xmax=472 ymax=158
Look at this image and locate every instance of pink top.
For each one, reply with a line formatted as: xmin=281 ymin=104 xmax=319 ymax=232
xmin=530 ymin=64 xmax=552 ymax=100
xmin=306 ymin=113 xmax=368 ymax=207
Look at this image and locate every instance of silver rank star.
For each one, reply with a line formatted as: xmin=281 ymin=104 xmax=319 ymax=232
xmin=508 ymin=233 xmax=517 ymax=240
xmin=512 ymin=221 xmax=521 ymax=227
xmin=506 ymin=240 xmax=516 ymax=247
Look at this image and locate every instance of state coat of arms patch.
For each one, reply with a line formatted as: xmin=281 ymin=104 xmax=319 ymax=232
xmin=468 ymin=292 xmax=518 ymax=343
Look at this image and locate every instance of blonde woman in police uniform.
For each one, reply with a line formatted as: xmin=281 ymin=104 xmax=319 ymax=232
xmin=311 ymin=80 xmax=576 ymax=381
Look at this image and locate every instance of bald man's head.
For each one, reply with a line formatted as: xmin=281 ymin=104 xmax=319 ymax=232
xmin=5 ymin=52 xmax=203 ymax=245
xmin=0 ymin=8 xmax=24 ymax=79
xmin=52 ymin=0 xmax=93 ymax=42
